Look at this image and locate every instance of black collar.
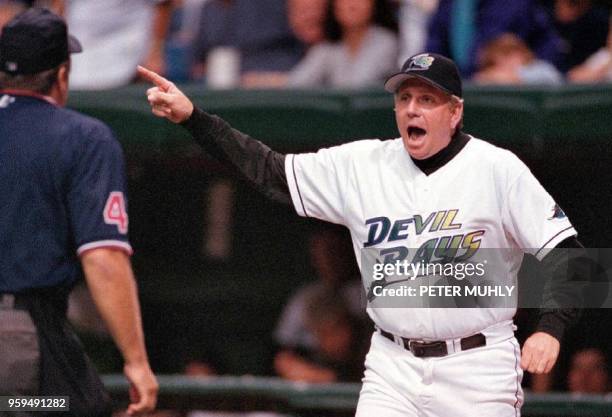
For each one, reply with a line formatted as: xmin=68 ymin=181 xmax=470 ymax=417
xmin=411 ymin=131 xmax=471 ymax=175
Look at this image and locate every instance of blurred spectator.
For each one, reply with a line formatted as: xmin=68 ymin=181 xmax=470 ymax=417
xmin=192 ymin=0 xmax=303 ymax=88
xmin=473 ymin=33 xmax=563 ymax=85
xmin=162 ymin=0 xmax=209 ymax=82
xmin=176 ymin=0 xmax=210 ymax=41
xmin=395 ymin=0 xmax=438 ymax=65
xmin=567 ymin=348 xmax=609 ymax=393
xmin=236 ymin=0 xmax=328 ymax=88
xmin=184 ymin=360 xmax=216 ymax=377
xmin=288 ymin=0 xmax=328 ymax=47
xmin=426 ymin=0 xmax=562 ymax=77
xmin=0 ymin=0 xmax=62 ymax=29
xmin=287 ymin=0 xmax=398 ymax=88
xmin=530 ymin=372 xmax=553 ymax=393
xmin=274 ymin=227 xmax=363 ymax=352
xmin=552 ymin=0 xmax=610 ymax=73
xmin=35 ymin=0 xmax=63 ymax=13
xmin=65 ymin=0 xmax=174 ymax=90
xmin=274 ymin=288 xmax=367 ymax=382
xmin=8 ymin=0 xmax=63 ymax=13
xmin=567 ymin=16 xmax=612 ymax=82
xmin=0 ymin=1 xmax=26 ymax=29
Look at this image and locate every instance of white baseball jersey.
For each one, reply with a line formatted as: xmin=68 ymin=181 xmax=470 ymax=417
xmin=285 ymin=136 xmax=576 ymax=340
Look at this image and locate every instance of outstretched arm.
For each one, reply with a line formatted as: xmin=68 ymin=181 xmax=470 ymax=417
xmin=138 ymin=66 xmax=290 ymax=204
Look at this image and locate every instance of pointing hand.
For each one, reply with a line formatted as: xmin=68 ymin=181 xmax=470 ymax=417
xmin=138 ymin=65 xmax=194 ymax=124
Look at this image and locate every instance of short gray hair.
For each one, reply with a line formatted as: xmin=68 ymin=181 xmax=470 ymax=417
xmin=0 ymin=64 xmax=63 ymax=95
xmin=449 ymin=95 xmax=464 ymax=133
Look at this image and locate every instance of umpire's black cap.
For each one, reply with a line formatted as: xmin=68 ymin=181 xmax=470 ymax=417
xmin=384 ymin=53 xmax=462 ymax=98
xmin=0 ymin=8 xmax=82 ymax=75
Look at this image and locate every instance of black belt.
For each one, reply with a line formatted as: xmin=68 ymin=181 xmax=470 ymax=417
xmin=378 ymin=328 xmax=486 ymax=357
xmin=0 ymin=293 xmax=30 ymax=311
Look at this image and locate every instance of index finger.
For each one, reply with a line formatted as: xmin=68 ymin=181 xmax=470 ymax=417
xmin=137 ymin=65 xmax=171 ymax=91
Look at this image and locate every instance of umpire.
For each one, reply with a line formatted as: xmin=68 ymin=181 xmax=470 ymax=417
xmin=0 ymin=8 xmax=157 ymax=416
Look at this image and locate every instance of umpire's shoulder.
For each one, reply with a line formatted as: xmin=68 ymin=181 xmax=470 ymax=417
xmin=56 ymin=106 xmax=121 ymax=149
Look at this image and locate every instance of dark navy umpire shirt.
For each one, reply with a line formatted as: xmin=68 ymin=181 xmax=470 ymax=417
xmin=0 ymin=92 xmax=132 ymax=293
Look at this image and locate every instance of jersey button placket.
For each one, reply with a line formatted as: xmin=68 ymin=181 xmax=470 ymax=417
xmin=413 ymin=174 xmax=431 ymax=214
xmin=418 ymin=174 xmax=429 ymax=194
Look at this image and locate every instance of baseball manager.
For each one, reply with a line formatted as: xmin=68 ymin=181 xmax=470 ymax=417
xmin=139 ymin=53 xmax=584 ymax=416
xmin=0 ymin=8 xmax=157 ymax=416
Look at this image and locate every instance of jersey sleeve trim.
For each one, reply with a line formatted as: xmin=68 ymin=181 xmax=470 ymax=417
xmin=534 ymin=226 xmax=577 ymax=261
xmin=77 ymin=240 xmax=134 ymax=256
xmin=285 ymin=154 xmax=309 ymax=217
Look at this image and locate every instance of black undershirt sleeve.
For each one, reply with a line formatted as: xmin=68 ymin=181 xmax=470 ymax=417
xmin=535 ymin=236 xmax=588 ymax=341
xmin=181 ymin=107 xmax=291 ymax=205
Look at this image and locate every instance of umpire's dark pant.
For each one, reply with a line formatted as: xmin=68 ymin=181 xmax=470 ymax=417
xmin=0 ymin=294 xmax=39 ymax=394
xmin=0 ymin=291 xmax=112 ymax=417
xmin=0 ymin=294 xmax=40 ymax=417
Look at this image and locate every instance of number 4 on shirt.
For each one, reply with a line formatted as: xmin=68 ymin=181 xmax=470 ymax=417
xmin=104 ymin=191 xmax=128 ymax=234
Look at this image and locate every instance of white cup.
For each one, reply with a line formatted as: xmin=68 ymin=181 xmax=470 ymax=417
xmin=207 ymin=47 xmax=241 ymax=89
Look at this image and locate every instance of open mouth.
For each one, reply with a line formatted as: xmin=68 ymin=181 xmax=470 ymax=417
xmin=408 ymin=126 xmax=427 ymax=140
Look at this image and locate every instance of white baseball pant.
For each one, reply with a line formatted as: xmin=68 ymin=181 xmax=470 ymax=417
xmin=356 ymin=323 xmax=524 ymax=417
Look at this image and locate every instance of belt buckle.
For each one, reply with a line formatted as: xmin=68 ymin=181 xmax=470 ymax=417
xmin=407 ymin=339 xmax=427 ymax=357
xmin=407 ymin=340 xmax=448 ymax=357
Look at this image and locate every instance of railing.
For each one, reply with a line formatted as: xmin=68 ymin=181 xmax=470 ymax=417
xmin=103 ymin=375 xmax=612 ymax=417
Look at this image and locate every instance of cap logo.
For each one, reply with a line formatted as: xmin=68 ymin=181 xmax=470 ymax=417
xmin=5 ymin=62 xmax=18 ymax=72
xmin=408 ymin=54 xmax=434 ymax=71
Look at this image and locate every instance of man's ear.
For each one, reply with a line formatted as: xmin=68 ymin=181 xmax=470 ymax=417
xmin=450 ymin=99 xmax=464 ymax=130
xmin=58 ymin=63 xmax=69 ymax=87
xmin=53 ymin=61 xmax=70 ymax=106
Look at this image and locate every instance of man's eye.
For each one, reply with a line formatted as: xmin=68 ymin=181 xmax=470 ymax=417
xmin=421 ymin=96 xmax=434 ymax=104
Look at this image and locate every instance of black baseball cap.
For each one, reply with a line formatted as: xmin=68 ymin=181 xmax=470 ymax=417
xmin=384 ymin=53 xmax=462 ymax=98
xmin=0 ymin=8 xmax=82 ymax=75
